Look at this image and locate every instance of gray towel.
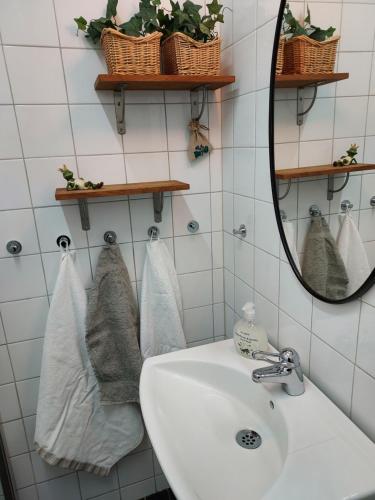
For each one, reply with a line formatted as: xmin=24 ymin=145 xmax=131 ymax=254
xmin=86 ymin=244 xmax=142 ymax=405
xmin=302 ymin=217 xmax=349 ymax=300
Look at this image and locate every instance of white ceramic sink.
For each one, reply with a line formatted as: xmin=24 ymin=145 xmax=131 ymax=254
xmin=140 ymin=340 xmax=375 ymax=500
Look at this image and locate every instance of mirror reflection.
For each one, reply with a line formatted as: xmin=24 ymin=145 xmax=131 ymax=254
xmin=273 ymin=1 xmax=374 ymax=301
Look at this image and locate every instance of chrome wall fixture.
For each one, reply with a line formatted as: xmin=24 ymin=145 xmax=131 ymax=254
xmin=104 ymin=231 xmax=117 ymax=245
xmin=148 ymin=226 xmax=160 ymax=239
xmin=370 ymin=196 xmax=375 ymax=207
xmin=233 ymin=224 xmax=247 ymax=238
xmin=309 ymin=204 xmax=321 ymax=217
xmin=341 ymin=199 xmax=353 ymax=212
xmin=6 ymin=240 xmax=22 ymax=255
xmin=187 ymin=220 xmax=199 ymax=233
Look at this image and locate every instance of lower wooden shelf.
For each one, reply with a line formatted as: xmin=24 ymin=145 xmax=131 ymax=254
xmin=276 ymin=163 xmax=375 ymax=180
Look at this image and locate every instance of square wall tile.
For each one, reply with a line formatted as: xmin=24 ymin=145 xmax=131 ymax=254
xmin=213 ymin=268 xmax=224 ymax=303
xmin=336 ymin=52 xmax=372 ymax=97
xmin=77 ymin=155 xmax=126 ymax=184
xmin=233 ymin=93 xmax=255 ymax=148
xmin=130 ymin=197 xmax=172 ymax=241
xmin=211 ymin=192 xmax=223 ymax=232
xmin=174 ymin=234 xmax=212 ymax=274
xmin=16 ymin=378 xmax=40 ymax=417
xmin=125 ymin=152 xmax=169 ymax=183
xmin=0 ymin=50 xmax=12 ymax=104
xmin=254 ymin=248 xmax=279 ymax=305
xmin=0 ymin=210 xmax=39 ymax=258
xmin=300 ymin=98 xmax=335 ymax=142
xmin=0 ymin=106 xmax=22 ymax=159
xmin=62 ymin=49 xmax=113 ymax=104
xmin=169 ymin=151 xmax=210 ymax=194
xmin=0 ymin=346 xmax=13 ymax=385
xmin=70 ymin=104 xmax=122 ymax=155
xmin=233 ymin=33 xmax=256 ymax=95
xmin=1 ymin=297 xmax=49 ymax=343
xmin=2 ymin=419 xmax=28 ymax=457
xmin=233 ymin=148 xmax=255 ymax=198
xmin=255 ymin=148 xmax=272 ymax=203
xmin=123 ymin=104 xmax=167 ymax=153
xmin=0 ymin=255 xmax=46 ymax=302
xmin=16 ymin=105 xmax=74 ymax=158
xmin=221 ymin=101 xmax=234 ymax=148
xmin=8 ymin=339 xmax=44 ymax=381
xmin=255 ymin=200 xmax=279 ymax=257
xmin=179 ymin=271 xmax=212 ymax=309
xmin=35 ymin=206 xmax=88 ymax=252
xmin=212 ymin=231 xmax=223 ymax=269
xmin=341 ymin=4 xmax=375 ymax=51
xmin=0 ymin=160 xmax=31 ymax=210
xmin=351 ymin=367 xmax=375 ymax=442
xmin=254 ymin=292 xmax=279 ymax=348
xmin=10 ymin=453 xmax=34 ymax=489
xmin=224 ymin=232 xmax=234 ymax=273
xmin=4 ymin=47 xmax=67 ymax=104
xmin=257 ymin=0 xmax=279 ymax=26
xmin=87 ymin=201 xmax=132 ymax=247
xmin=172 ymin=194 xmax=211 ymax=236
xmin=334 ymin=97 xmax=367 ymax=139
xmin=312 ymin=299 xmax=360 ymax=362
xmin=37 ymin=474 xmax=81 ymax=500
xmin=234 ymin=277 xmax=253 ymax=315
xmin=310 ymin=335 xmax=354 ymax=415
xmin=0 ymin=0 xmax=59 ymax=46
xmin=279 ymin=260 xmax=312 ymax=329
xmin=234 ymin=238 xmax=254 ymax=287
xmin=356 ymin=302 xmax=375 ymax=378
xmin=0 ymin=383 xmax=21 ymax=422
xmin=213 ymin=302 xmax=225 ymax=337
xmin=256 ymin=19 xmax=276 ymax=90
xmin=233 ymin=0 xmax=256 ymax=42
xmin=78 ymin=469 xmax=118 ymax=499
xmin=279 ymin=310 xmax=311 ymax=374
xmin=210 ymin=149 xmax=223 ymax=192
xmin=26 ymin=157 xmax=78 ymax=207
xmin=184 ymin=305 xmax=213 ymax=343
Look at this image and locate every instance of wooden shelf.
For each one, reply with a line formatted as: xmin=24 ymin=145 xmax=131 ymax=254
xmin=275 ymin=72 xmax=349 ymax=89
xmin=55 ymin=180 xmax=190 ymax=200
xmin=95 ymin=74 xmax=235 ymax=91
xmin=276 ymin=163 xmax=375 ymax=180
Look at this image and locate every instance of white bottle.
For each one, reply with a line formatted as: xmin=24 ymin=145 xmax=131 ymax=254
xmin=233 ymin=302 xmax=268 ymax=358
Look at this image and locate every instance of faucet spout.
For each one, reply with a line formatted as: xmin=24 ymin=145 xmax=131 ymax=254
xmin=251 ymin=348 xmax=305 ymax=396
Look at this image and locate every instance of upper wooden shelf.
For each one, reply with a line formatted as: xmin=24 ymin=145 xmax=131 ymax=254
xmin=276 ymin=163 xmax=375 ymax=180
xmin=95 ymin=74 xmax=235 ymax=91
xmin=55 ymin=180 xmax=190 ymax=200
xmin=275 ymin=72 xmax=349 ymax=89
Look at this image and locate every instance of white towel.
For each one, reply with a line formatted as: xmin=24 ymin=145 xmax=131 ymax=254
xmin=282 ymin=220 xmax=301 ymax=272
xmin=337 ymin=212 xmax=371 ymax=296
xmin=34 ymin=251 xmax=144 ymax=476
xmin=141 ymin=239 xmax=186 ymax=359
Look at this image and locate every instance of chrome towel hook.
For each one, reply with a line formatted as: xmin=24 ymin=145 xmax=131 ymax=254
xmin=341 ymin=200 xmax=353 ymax=212
xmin=104 ymin=231 xmax=117 ymax=245
xmin=148 ymin=226 xmax=160 ymax=239
xmin=56 ymin=235 xmax=71 ymax=249
xmin=309 ymin=205 xmax=321 ymax=217
xmin=233 ymin=224 xmax=247 ymax=238
xmin=6 ymin=240 xmax=22 ymax=255
xmin=370 ymin=196 xmax=375 ymax=207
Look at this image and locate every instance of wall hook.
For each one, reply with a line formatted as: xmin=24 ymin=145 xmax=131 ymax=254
xmin=148 ymin=226 xmax=160 ymax=239
xmin=341 ymin=200 xmax=353 ymax=212
xmin=309 ymin=204 xmax=321 ymax=217
xmin=233 ymin=224 xmax=247 ymax=238
xmin=57 ymin=235 xmax=71 ymax=249
xmin=6 ymin=240 xmax=22 ymax=255
xmin=104 ymin=231 xmax=117 ymax=245
xmin=187 ymin=220 xmax=199 ymax=233
xmin=190 ymin=86 xmax=208 ymax=121
xmin=370 ymin=196 xmax=375 ymax=207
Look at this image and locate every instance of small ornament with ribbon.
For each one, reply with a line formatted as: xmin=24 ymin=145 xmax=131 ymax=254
xmin=188 ymin=120 xmax=213 ymax=161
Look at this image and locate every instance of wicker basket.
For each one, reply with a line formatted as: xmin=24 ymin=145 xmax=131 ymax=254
xmin=101 ymin=28 xmax=162 ymax=75
xmin=283 ymin=35 xmax=340 ymax=74
xmin=161 ymin=32 xmax=221 ymax=75
xmin=276 ymin=36 xmax=286 ymax=75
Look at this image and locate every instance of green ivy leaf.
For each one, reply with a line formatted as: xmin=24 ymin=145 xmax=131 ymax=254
xmin=106 ymin=0 xmax=118 ymax=19
xmin=120 ymin=14 xmax=143 ymax=36
xmin=207 ymin=0 xmax=223 ymax=16
xmin=74 ymin=16 xmax=87 ymax=32
xmin=199 ymin=22 xmax=210 ymax=35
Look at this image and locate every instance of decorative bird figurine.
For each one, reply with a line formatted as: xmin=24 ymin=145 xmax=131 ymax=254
xmin=59 ymin=165 xmax=104 ymax=191
xmin=333 ymin=144 xmax=359 ymax=167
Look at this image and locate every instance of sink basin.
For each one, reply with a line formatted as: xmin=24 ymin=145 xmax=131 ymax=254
xmin=140 ymin=340 xmax=375 ymax=500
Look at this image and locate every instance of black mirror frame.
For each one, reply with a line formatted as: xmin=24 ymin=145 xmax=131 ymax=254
xmin=0 ymin=432 xmax=16 ymax=500
xmin=268 ymin=0 xmax=375 ymax=304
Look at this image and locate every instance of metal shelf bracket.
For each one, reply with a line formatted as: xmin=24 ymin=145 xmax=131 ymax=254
xmin=327 ymin=172 xmax=350 ymax=200
xmin=153 ymin=192 xmax=164 ymax=223
xmin=297 ymin=84 xmax=318 ymax=125
xmin=114 ymin=85 xmax=127 ymax=134
xmin=78 ymin=200 xmax=90 ymax=230
xmin=190 ymin=86 xmax=208 ymax=121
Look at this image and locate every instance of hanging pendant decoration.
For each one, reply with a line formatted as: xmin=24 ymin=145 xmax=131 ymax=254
xmin=188 ymin=120 xmax=212 ymax=161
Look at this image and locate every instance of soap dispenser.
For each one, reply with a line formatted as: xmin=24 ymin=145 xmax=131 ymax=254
xmin=233 ymin=302 xmax=268 ymax=358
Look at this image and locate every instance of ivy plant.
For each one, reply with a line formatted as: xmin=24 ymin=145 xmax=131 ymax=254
xmin=282 ymin=3 xmax=336 ymax=41
xmin=75 ymin=0 xmax=224 ymax=43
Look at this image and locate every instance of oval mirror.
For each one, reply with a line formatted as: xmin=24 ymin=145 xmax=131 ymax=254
xmin=270 ymin=0 xmax=375 ymax=303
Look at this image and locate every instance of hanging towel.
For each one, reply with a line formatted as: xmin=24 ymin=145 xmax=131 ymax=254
xmin=86 ymin=244 xmax=142 ymax=405
xmin=337 ymin=212 xmax=371 ymax=296
xmin=141 ymin=239 xmax=186 ymax=359
xmin=282 ymin=220 xmax=301 ymax=272
xmin=302 ymin=217 xmax=349 ymax=300
xmin=34 ymin=252 xmax=144 ymax=476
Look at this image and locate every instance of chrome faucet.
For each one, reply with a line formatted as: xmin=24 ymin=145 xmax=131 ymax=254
xmin=251 ymin=348 xmax=305 ymax=396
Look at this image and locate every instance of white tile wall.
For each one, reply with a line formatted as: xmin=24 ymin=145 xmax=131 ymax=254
xmin=223 ymin=0 xmax=375 ymax=455
xmin=0 ymin=0 xmax=224 ymax=497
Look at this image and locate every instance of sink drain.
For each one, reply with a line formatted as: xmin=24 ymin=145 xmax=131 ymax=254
xmin=236 ymin=430 xmax=262 ymax=449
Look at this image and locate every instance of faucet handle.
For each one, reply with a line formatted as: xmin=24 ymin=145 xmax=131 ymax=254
xmin=251 ymin=351 xmax=282 ymax=364
xmin=252 ymin=348 xmax=301 ymax=367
